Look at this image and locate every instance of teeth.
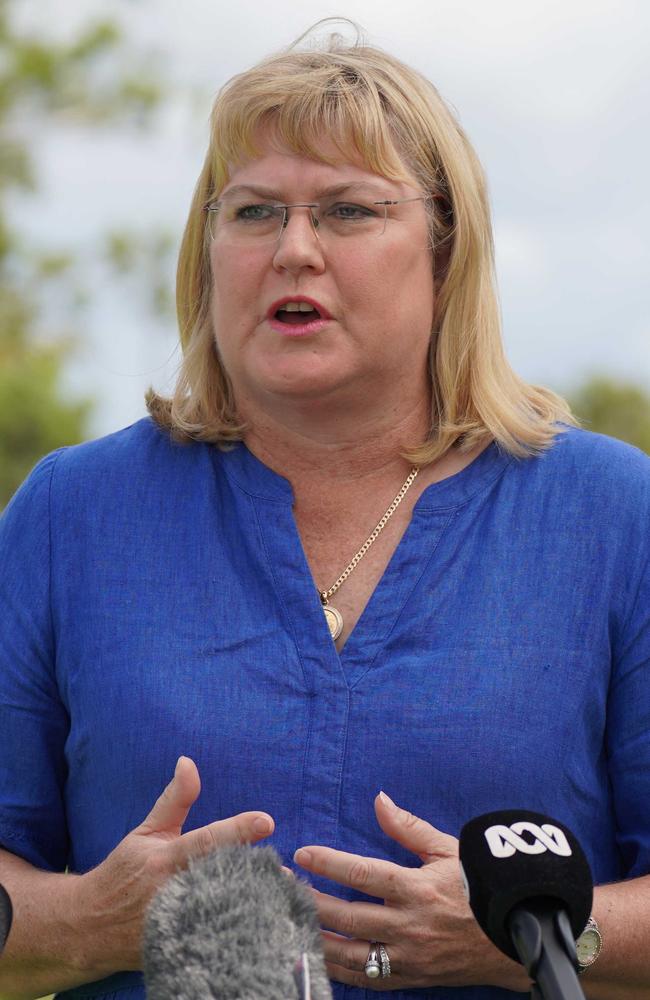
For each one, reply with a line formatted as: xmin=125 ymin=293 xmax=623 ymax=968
xmin=281 ymin=302 xmax=318 ymax=312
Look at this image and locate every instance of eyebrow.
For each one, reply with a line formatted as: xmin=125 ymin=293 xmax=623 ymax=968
xmin=218 ymin=182 xmax=394 ymax=201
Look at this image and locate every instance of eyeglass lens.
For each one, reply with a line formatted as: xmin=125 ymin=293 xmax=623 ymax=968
xmin=207 ymin=196 xmax=393 ymax=246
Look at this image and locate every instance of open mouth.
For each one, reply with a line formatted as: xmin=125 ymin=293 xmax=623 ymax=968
xmin=274 ymin=302 xmax=322 ymax=326
xmin=274 ymin=307 xmax=321 ymax=325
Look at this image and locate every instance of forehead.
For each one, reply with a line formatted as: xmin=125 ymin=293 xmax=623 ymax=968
xmin=221 ymin=133 xmax=420 ymax=200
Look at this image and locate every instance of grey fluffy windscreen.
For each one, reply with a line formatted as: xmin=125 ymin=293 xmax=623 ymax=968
xmin=142 ymin=844 xmax=332 ymax=999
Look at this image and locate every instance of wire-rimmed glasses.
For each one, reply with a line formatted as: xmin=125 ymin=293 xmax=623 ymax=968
xmin=204 ymin=193 xmax=434 ymax=248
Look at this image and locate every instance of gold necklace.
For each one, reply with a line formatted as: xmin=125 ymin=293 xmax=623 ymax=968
xmin=319 ymin=466 xmax=420 ymax=640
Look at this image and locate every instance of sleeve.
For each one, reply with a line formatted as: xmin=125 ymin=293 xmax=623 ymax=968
xmin=0 ymin=451 xmax=71 ymax=871
xmin=606 ymin=471 xmax=650 ymax=878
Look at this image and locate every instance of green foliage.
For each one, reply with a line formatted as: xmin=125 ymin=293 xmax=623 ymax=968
xmin=569 ymin=377 xmax=650 ymax=454
xmin=1 ymin=9 xmax=161 ymax=123
xmin=0 ymin=0 xmax=174 ymax=508
xmin=0 ymin=339 xmax=91 ymax=500
xmin=104 ymin=228 xmax=176 ymax=318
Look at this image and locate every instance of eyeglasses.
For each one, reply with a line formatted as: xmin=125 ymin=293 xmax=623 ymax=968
xmin=204 ymin=194 xmax=433 ymax=248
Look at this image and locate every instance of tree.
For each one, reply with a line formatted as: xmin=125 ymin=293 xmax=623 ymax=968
xmin=0 ymin=0 xmax=173 ymax=507
xmin=569 ymin=376 xmax=650 ymax=454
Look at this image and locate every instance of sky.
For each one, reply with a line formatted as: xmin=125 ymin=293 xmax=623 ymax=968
xmin=11 ymin=0 xmax=650 ymax=438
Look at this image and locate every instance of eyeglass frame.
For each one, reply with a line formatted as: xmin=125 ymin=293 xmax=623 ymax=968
xmin=203 ymin=194 xmax=438 ymax=245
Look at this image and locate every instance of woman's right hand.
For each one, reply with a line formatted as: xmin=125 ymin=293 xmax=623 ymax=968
xmin=75 ymin=755 xmax=275 ymax=974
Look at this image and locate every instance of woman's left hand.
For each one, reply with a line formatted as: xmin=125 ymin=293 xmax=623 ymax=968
xmin=294 ymin=792 xmax=529 ymax=992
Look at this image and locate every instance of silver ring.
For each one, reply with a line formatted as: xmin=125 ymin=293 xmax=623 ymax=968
xmin=364 ymin=943 xmax=381 ymax=979
xmin=364 ymin=942 xmax=391 ymax=980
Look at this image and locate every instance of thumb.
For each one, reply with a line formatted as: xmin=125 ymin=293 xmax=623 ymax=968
xmin=375 ymin=791 xmax=458 ymax=865
xmin=139 ymin=755 xmax=201 ymax=837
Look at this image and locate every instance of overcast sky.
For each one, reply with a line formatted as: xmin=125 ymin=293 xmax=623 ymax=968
xmin=12 ymin=0 xmax=650 ymax=438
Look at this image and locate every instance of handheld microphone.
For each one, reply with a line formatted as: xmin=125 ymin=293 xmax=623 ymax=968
xmin=459 ymin=810 xmax=592 ymax=1000
xmin=0 ymin=882 xmax=12 ymax=956
xmin=143 ymin=844 xmax=332 ymax=1000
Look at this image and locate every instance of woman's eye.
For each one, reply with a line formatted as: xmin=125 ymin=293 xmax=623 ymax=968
xmin=235 ymin=204 xmax=275 ymax=221
xmin=330 ymin=203 xmax=376 ymax=220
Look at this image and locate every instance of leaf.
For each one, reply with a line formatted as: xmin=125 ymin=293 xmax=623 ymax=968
xmin=569 ymin=377 xmax=650 ymax=454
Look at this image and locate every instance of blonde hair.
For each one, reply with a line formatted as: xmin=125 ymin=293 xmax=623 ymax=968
xmin=147 ymin=19 xmax=576 ymax=460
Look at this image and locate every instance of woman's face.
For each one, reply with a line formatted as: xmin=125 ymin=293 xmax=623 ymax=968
xmin=209 ymin=133 xmax=435 ymax=420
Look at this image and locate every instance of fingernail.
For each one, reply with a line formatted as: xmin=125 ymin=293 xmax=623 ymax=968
xmin=379 ymin=790 xmax=397 ymax=810
xmin=294 ymin=848 xmax=312 ymax=866
xmin=253 ymin=816 xmax=272 ymax=835
xmin=174 ymin=756 xmax=185 ymax=777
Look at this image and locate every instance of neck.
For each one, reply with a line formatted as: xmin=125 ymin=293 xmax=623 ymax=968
xmin=241 ymin=391 xmax=431 ymax=489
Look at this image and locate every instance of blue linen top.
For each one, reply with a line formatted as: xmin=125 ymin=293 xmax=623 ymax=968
xmin=0 ymin=417 xmax=649 ymax=1000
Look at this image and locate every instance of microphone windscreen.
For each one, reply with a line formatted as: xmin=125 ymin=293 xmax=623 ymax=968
xmin=459 ymin=810 xmax=592 ymax=961
xmin=143 ymin=844 xmax=332 ymax=1000
xmin=0 ymin=883 xmax=12 ymax=954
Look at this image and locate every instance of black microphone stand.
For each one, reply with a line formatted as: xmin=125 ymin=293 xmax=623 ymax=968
xmin=507 ymin=899 xmax=586 ymax=1000
xmin=0 ymin=883 xmax=12 ymax=957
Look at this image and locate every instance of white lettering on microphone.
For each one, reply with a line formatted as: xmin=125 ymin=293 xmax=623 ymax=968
xmin=484 ymin=822 xmax=573 ymax=858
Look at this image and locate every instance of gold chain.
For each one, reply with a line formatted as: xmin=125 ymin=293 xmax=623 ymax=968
xmin=319 ymin=466 xmax=420 ymax=603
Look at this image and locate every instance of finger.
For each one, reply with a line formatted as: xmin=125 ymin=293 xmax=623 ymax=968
xmin=294 ymin=846 xmax=413 ymax=904
xmin=326 ymin=958 xmax=405 ymax=992
xmin=138 ymin=756 xmax=201 ymax=837
xmin=310 ymin=887 xmax=401 ymax=941
xmin=374 ymin=791 xmax=458 ymax=864
xmin=321 ymin=929 xmax=383 ymax=975
xmin=172 ymin=810 xmax=274 ymax=866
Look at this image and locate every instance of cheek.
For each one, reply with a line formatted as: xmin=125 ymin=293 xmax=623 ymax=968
xmin=209 ymin=286 xmax=247 ymax=374
xmin=210 ymin=248 xmax=264 ymax=314
xmin=210 ymin=260 xmax=262 ymax=347
xmin=343 ymin=247 xmax=434 ymax=331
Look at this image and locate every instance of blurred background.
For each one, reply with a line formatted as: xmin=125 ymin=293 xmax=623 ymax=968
xmin=2 ymin=0 xmax=649 ymax=509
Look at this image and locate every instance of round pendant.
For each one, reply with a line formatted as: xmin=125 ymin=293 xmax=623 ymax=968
xmin=322 ymin=603 xmax=343 ymax=640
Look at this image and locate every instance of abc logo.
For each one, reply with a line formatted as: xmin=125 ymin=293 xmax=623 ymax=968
xmin=484 ymin=821 xmax=573 ymax=858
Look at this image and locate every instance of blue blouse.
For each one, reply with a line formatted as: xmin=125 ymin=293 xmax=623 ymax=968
xmin=1 ymin=418 xmax=649 ymax=1000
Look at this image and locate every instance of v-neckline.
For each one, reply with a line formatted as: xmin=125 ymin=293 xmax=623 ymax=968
xmin=217 ymin=440 xmax=511 ymax=687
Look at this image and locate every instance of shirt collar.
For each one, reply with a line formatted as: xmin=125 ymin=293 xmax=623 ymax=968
xmin=215 ymin=438 xmax=512 ymax=508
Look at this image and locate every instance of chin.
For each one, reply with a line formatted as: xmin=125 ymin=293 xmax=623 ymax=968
xmin=253 ymin=357 xmax=356 ymax=400
xmin=262 ymin=378 xmax=345 ymax=404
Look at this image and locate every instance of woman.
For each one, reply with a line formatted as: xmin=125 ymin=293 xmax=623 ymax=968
xmin=0 ymin=22 xmax=649 ymax=1000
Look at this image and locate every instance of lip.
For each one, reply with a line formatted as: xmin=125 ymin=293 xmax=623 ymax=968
xmin=267 ymin=315 xmax=330 ymax=338
xmin=266 ymin=295 xmax=332 ymax=321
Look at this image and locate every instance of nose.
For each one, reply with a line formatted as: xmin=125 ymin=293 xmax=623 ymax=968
xmin=272 ymin=206 xmax=325 ymax=275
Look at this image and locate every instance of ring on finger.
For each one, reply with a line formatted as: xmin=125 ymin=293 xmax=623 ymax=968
xmin=365 ymin=942 xmax=381 ymax=979
xmin=379 ymin=943 xmax=391 ymax=978
xmin=364 ymin=942 xmax=391 ymax=980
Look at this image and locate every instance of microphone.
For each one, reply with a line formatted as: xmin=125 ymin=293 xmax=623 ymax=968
xmin=143 ymin=844 xmax=332 ymax=999
xmin=0 ymin=882 xmax=12 ymax=956
xmin=459 ymin=810 xmax=592 ymax=1000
